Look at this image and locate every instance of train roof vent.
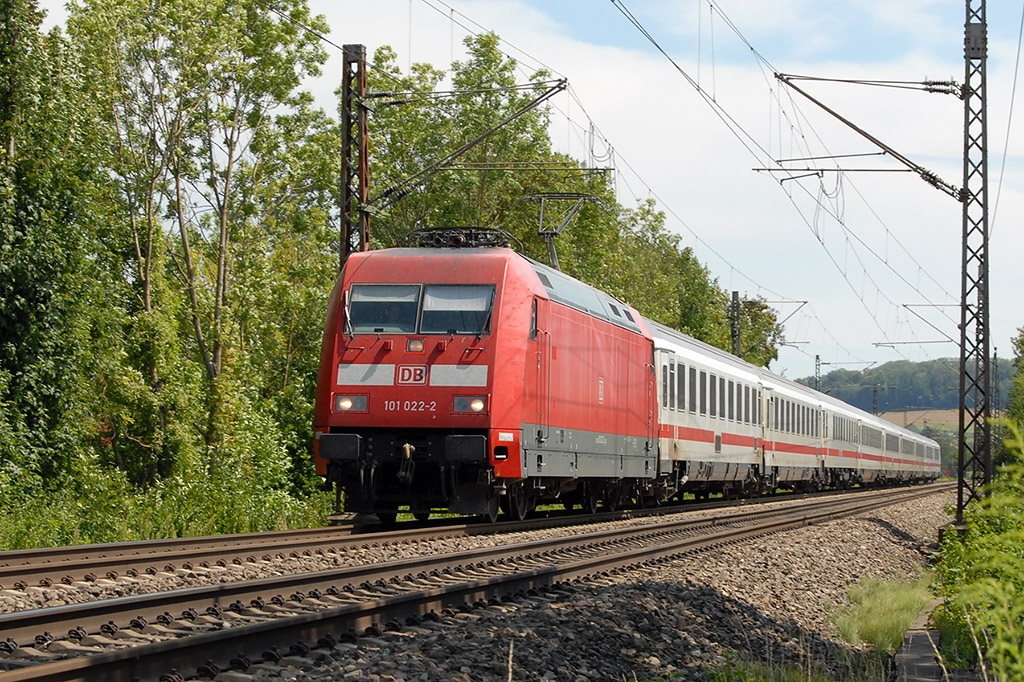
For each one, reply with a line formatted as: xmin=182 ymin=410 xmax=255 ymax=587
xmin=398 ymin=227 xmax=523 ymax=249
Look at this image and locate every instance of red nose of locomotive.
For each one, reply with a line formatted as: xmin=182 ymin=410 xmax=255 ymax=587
xmin=326 ymin=281 xmax=494 ymax=428
xmin=314 ymin=257 xmax=507 ymax=518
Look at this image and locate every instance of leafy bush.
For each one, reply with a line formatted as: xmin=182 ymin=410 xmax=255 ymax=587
xmin=932 ymin=423 xmax=1024 ymax=680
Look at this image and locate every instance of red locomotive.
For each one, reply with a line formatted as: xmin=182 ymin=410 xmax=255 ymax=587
xmin=314 ymin=228 xmax=938 ymax=521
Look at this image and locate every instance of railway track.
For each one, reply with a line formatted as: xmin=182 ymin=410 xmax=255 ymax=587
xmin=0 ymin=482 xmax=950 ymax=682
xmin=0 ymin=484 xmax=913 ymax=591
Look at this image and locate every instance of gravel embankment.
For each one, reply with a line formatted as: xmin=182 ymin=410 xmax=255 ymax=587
xmin=262 ymin=491 xmax=953 ymax=682
xmin=0 ymin=489 xmax=953 ymax=681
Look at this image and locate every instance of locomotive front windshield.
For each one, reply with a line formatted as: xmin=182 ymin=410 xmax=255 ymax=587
xmin=348 ymin=283 xmax=494 ymax=334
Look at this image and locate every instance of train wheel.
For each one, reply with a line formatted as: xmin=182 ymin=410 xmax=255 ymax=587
xmin=502 ymin=483 xmax=529 ymax=521
xmin=583 ymin=483 xmax=599 ymax=515
xmin=413 ymin=512 xmax=430 ymax=522
xmin=603 ymin=487 xmax=621 ymax=512
xmin=479 ymin=495 xmax=500 ymax=523
xmin=376 ymin=512 xmax=397 ymax=524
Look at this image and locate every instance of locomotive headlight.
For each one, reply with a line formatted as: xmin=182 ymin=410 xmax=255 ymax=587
xmin=453 ymin=396 xmax=487 ymax=414
xmin=407 ymin=338 xmax=425 ymax=352
xmin=334 ymin=394 xmax=368 ymax=413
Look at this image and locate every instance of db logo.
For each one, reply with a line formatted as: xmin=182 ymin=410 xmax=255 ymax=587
xmin=397 ymin=365 xmax=427 ymax=385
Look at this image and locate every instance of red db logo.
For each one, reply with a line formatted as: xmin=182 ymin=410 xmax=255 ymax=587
xmin=397 ymin=366 xmax=427 ymax=385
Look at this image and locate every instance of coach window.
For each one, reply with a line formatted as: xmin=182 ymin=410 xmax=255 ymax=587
xmin=728 ymin=381 xmax=735 ymax=420
xmin=689 ymin=366 xmax=697 ymax=413
xmin=743 ymin=386 xmax=751 ymax=424
xmin=699 ymin=370 xmax=707 ymax=415
xmin=349 ymin=284 xmax=420 ymax=333
xmin=719 ymin=377 xmax=726 ymax=418
xmin=678 ymin=364 xmax=686 ymax=412
xmin=662 ymin=365 xmax=669 ymax=408
xmin=421 ymin=284 xmax=494 ymax=334
xmin=709 ymin=374 xmax=717 ymax=417
xmin=669 ymin=361 xmax=677 ymax=410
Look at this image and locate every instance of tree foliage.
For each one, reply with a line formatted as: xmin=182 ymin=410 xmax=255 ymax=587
xmin=798 ymin=357 xmax=1014 ymax=415
xmin=1007 ymin=327 xmax=1024 ymax=429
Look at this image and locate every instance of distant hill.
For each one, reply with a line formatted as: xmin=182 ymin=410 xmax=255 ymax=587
xmin=795 ymin=357 xmax=1013 ymax=415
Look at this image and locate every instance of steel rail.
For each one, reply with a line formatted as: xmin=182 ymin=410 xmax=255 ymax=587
xmin=0 ymin=485 xmax=879 ymax=589
xmin=0 ymin=484 xmax=950 ymax=682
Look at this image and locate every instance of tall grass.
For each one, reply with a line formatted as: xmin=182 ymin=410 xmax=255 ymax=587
xmin=0 ymin=456 xmax=333 ymax=549
xmin=833 ymin=574 xmax=933 ymax=655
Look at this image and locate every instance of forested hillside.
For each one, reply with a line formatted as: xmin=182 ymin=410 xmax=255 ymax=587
xmin=796 ymin=357 xmax=1014 ymax=414
xmin=0 ymin=0 xmax=783 ymax=549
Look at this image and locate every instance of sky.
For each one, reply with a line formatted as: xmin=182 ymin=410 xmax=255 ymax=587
xmin=38 ymin=0 xmax=1024 ymax=388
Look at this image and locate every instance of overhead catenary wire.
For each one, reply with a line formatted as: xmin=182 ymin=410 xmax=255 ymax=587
xmin=553 ymin=83 xmax=869 ymax=365
xmin=991 ymin=0 xmax=1024 ymax=239
xmin=610 ymin=0 xmax=961 ymax=356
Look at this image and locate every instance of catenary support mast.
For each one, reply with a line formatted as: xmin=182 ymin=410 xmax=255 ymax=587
xmin=340 ymin=44 xmax=370 ymax=269
xmin=956 ymin=0 xmax=992 ymax=522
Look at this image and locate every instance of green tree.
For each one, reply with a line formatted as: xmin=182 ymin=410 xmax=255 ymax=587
xmin=0 ymin=0 xmax=109 ymax=481
xmin=1007 ymin=327 xmax=1024 ymax=429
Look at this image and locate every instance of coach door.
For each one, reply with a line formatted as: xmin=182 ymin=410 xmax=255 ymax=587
xmin=761 ymin=388 xmax=774 ymax=473
xmin=531 ymin=297 xmax=552 ymax=446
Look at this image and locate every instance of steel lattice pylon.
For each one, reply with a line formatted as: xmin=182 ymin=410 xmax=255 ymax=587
xmin=340 ymin=44 xmax=370 ymax=268
xmin=957 ymin=0 xmax=992 ymax=522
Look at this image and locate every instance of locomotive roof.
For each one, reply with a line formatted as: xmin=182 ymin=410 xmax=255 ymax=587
xmin=526 ymin=257 xmax=645 ymax=334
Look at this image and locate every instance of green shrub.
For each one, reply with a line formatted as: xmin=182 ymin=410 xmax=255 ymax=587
xmin=932 ymin=423 xmax=1024 ymax=680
